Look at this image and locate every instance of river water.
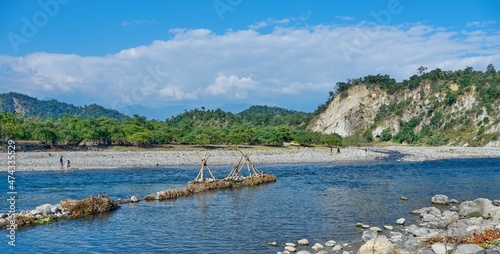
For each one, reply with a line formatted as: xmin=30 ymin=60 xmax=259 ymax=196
xmin=1 ymin=157 xmax=499 ymax=253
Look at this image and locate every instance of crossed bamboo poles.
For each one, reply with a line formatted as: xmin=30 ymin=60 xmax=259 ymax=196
xmin=192 ymin=146 xmax=263 ymax=184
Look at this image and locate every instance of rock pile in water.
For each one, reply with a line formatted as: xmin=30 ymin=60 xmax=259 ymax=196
xmin=0 ymin=195 xmax=119 ymax=229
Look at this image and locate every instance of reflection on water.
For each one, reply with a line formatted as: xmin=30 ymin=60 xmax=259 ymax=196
xmin=1 ymin=158 xmax=499 ymax=253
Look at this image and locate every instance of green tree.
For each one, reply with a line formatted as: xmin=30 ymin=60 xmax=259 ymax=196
xmin=0 ymin=112 xmax=23 ymax=140
xmin=320 ymin=133 xmax=343 ymax=146
xmin=379 ymin=128 xmax=392 ymax=142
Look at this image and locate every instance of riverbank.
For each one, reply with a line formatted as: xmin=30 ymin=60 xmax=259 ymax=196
xmin=1 ymin=146 xmax=499 ymax=171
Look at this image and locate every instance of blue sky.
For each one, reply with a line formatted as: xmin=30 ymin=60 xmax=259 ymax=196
xmin=1 ymin=0 xmax=499 ymax=117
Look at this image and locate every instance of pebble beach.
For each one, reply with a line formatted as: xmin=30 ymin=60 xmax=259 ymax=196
xmin=2 ymin=146 xmax=500 ymax=172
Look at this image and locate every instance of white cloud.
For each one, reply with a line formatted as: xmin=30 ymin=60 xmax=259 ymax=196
xmin=206 ymin=73 xmax=258 ymax=99
xmin=1 ymin=23 xmax=499 ymax=112
xmin=466 ymin=20 xmax=496 ymax=28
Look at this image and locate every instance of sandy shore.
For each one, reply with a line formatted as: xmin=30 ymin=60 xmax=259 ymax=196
xmin=1 ymin=146 xmax=499 ymax=172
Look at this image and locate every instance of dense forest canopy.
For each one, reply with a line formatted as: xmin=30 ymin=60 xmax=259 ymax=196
xmin=0 ymin=106 xmax=341 ymax=147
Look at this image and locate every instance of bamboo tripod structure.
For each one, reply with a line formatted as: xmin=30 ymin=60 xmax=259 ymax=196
xmin=225 ymin=147 xmax=262 ymax=181
xmin=192 ymin=151 xmax=217 ymax=183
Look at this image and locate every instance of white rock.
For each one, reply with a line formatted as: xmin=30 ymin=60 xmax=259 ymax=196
xmin=370 ymin=226 xmax=382 ymax=232
xmin=361 ymin=224 xmax=370 ymax=229
xmin=297 ymin=251 xmax=311 ymax=254
xmin=362 ymin=230 xmax=378 ymax=242
xmin=130 ymin=196 xmax=139 ymax=202
xmin=431 ymin=194 xmax=449 ymax=205
xmin=396 ymin=218 xmax=405 ymax=225
xmin=36 ymin=204 xmax=53 ymax=215
xmin=453 ymin=244 xmax=483 ymax=254
xmin=297 ymin=239 xmax=309 ymax=245
xmin=389 ymin=232 xmax=403 ymax=242
xmin=358 ymin=237 xmax=393 ymax=254
xmin=267 ymin=241 xmax=277 ymax=246
xmin=284 ymin=246 xmax=296 ymax=252
xmin=50 ymin=205 xmax=60 ymax=214
xmin=285 ymin=242 xmax=296 ymax=247
xmin=356 ymin=222 xmax=363 ymax=227
xmin=325 ymin=240 xmax=336 ymax=247
xmin=332 ymin=245 xmax=343 ymax=251
xmin=384 ymin=225 xmax=393 ymax=231
xmin=431 ymin=242 xmax=455 ymax=254
xmin=311 ymin=243 xmax=324 ymax=251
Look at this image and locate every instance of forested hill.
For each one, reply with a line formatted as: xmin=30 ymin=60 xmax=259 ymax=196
xmin=310 ymin=65 xmax=500 ymax=147
xmin=0 ymin=92 xmax=126 ymax=120
xmin=166 ymin=105 xmax=311 ymax=129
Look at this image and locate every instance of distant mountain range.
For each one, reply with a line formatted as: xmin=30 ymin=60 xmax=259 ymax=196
xmin=0 ymin=92 xmax=268 ymax=121
xmin=0 ymin=92 xmax=127 ymax=120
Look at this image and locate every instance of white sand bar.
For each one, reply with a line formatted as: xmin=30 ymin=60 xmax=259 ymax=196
xmin=1 ymin=146 xmax=499 ymax=172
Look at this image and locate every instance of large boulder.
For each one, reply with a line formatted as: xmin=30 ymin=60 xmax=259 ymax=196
xmin=358 ymin=236 xmax=393 ymax=254
xmin=459 ymin=198 xmax=495 ymax=218
xmin=452 ymin=244 xmax=483 ymax=254
xmin=432 ymin=194 xmax=450 ymax=205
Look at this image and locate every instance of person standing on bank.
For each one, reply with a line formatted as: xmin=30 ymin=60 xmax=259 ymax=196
xmin=60 ymin=155 xmax=64 ymax=170
xmin=66 ymin=159 xmax=71 ymax=171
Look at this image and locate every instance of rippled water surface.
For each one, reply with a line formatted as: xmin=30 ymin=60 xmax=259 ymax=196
xmin=1 ymin=158 xmax=499 ymax=253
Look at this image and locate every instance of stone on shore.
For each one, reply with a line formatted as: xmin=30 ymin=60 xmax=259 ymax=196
xmin=297 ymin=239 xmax=309 ymax=245
xmin=357 ymin=236 xmax=393 ymax=254
xmin=325 ymin=240 xmax=336 ymax=247
xmin=431 ymin=243 xmax=455 ymax=254
xmin=311 ymin=243 xmax=324 ymax=251
xmin=130 ymin=196 xmax=139 ymax=202
xmin=459 ymin=198 xmax=495 ymax=218
xmin=431 ymin=194 xmax=449 ymax=205
xmin=284 ymin=245 xmax=296 ymax=252
xmin=396 ymin=218 xmax=405 ymax=225
xmin=384 ymin=225 xmax=393 ymax=231
xmin=297 ymin=251 xmax=311 ymax=254
xmin=332 ymin=245 xmax=343 ymax=251
xmin=362 ymin=230 xmax=378 ymax=242
xmin=453 ymin=244 xmax=483 ymax=254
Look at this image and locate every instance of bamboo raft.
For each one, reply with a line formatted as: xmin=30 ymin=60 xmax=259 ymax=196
xmin=144 ymin=148 xmax=276 ymax=201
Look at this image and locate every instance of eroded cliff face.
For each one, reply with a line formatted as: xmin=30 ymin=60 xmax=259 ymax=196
xmin=309 ymin=82 xmax=499 ymax=146
xmin=310 ymin=85 xmax=389 ymax=137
